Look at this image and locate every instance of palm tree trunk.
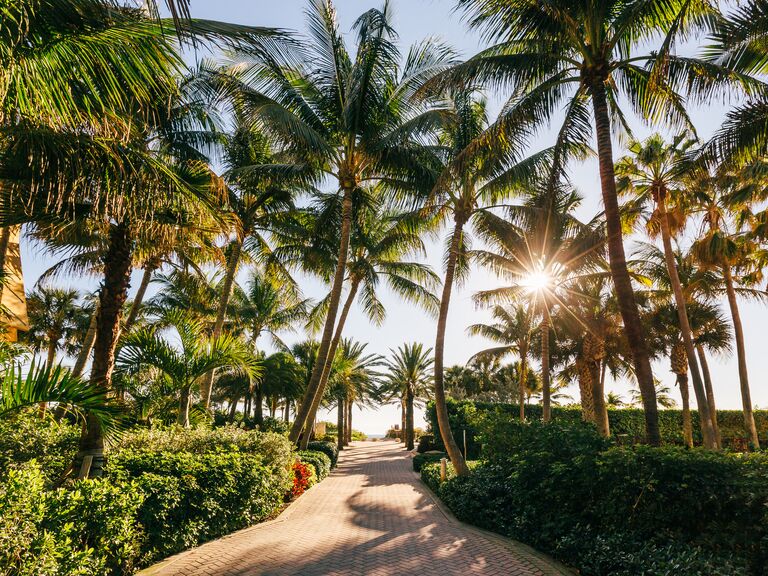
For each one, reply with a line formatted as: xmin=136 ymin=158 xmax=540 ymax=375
xmin=228 ymin=396 xmax=239 ymax=422
xmin=401 ymin=398 xmax=406 ymax=443
xmin=591 ymin=357 xmax=609 ymax=437
xmin=78 ymin=222 xmax=134 ymax=477
xmin=723 ymin=265 xmax=760 ymax=448
xmin=123 ymin=259 xmax=158 ymax=334
xmin=178 ymin=386 xmax=191 ymax=427
xmin=433 ymin=221 xmax=469 ymax=476
xmin=0 ymin=226 xmax=11 ymax=301
xmin=299 ymin=279 xmax=360 ymax=449
xmin=405 ymin=387 xmax=415 ymax=450
xmin=345 ymin=400 xmax=352 ymax=446
xmin=291 ymin=188 xmax=354 ymax=444
xmin=577 ymin=356 xmax=596 ymax=423
xmin=541 ymin=314 xmax=551 ymax=422
xmin=677 ymin=374 xmax=694 ymax=448
xmin=337 ymin=399 xmax=345 ymax=452
xmin=72 ymin=300 xmax=99 ymax=378
xmin=519 ymin=345 xmax=528 ymax=420
xmin=590 ymin=80 xmax=660 ymax=445
xmin=659 ymin=204 xmax=716 ymax=448
xmin=200 ymin=239 xmax=242 ymax=409
xmin=696 ymin=344 xmax=721 ymax=447
xmin=284 ymin=399 xmax=290 ymax=423
xmin=255 ymin=386 xmax=264 ymax=425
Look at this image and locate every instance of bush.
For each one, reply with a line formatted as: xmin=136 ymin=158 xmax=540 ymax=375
xmin=298 ymin=450 xmax=331 ymax=481
xmin=307 ymin=440 xmax=339 ymax=468
xmin=0 ymin=461 xmax=144 ymax=576
xmin=423 ymin=418 xmax=768 ymax=575
xmin=412 ymin=451 xmax=446 ymax=472
xmin=290 ymin=460 xmax=315 ymax=499
xmin=416 ymin=434 xmax=438 ymax=453
xmin=0 ymin=412 xmax=79 ymax=484
xmin=107 ymin=449 xmax=292 ymax=563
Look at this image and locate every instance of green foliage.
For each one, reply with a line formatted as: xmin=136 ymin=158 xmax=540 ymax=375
xmin=297 ymin=450 xmax=331 ymax=481
xmin=412 ymin=451 xmax=446 ymax=472
xmin=425 ymin=399 xmax=768 ymax=451
xmin=0 ymin=412 xmax=79 ymax=485
xmin=0 ymin=461 xmax=143 ymax=576
xmin=416 ymin=434 xmax=439 ymax=453
xmin=107 ymin=449 xmax=291 ymax=563
xmin=307 ymin=440 xmax=339 ymax=468
xmin=424 ymin=418 xmax=768 ymax=575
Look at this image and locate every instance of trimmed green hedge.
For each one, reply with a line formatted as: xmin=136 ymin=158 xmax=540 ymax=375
xmin=298 ymin=450 xmax=332 ymax=481
xmin=423 ymin=418 xmax=768 ymax=575
xmin=307 ymin=440 xmax=339 ymax=468
xmin=426 ymin=399 xmax=768 ymax=453
xmin=412 ymin=451 xmax=446 ymax=472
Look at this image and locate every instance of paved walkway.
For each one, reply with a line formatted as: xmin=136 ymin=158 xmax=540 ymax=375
xmin=140 ymin=441 xmax=571 ymax=576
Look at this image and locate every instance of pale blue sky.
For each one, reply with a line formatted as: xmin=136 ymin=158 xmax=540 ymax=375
xmin=20 ymin=1 xmax=768 ymax=433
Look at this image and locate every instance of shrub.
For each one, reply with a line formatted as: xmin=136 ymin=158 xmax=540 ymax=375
xmin=290 ymin=460 xmax=315 ymax=499
xmin=423 ymin=418 xmax=768 ymax=575
xmin=412 ymin=451 xmax=446 ymax=472
xmin=416 ymin=434 xmax=438 ymax=453
xmin=107 ymin=449 xmax=291 ymax=563
xmin=297 ymin=450 xmax=331 ymax=481
xmin=307 ymin=440 xmax=339 ymax=468
xmin=0 ymin=412 xmax=79 ymax=484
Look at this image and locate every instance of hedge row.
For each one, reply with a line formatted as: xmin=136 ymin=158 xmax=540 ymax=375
xmin=423 ymin=418 xmax=768 ymax=575
xmin=425 ymin=399 xmax=768 ymax=456
xmin=0 ymin=422 xmax=320 ymax=575
xmin=298 ymin=450 xmax=332 ymax=481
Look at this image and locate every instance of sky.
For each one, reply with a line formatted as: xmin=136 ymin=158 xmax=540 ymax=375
xmin=19 ymin=0 xmax=768 ymax=434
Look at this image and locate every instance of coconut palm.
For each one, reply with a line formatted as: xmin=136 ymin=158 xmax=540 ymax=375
xmin=217 ymin=0 xmax=456 ymax=444
xmin=277 ymin=195 xmax=440 ymax=447
xmin=117 ymin=311 xmax=258 ymax=427
xmin=381 ymin=343 xmax=433 ymax=450
xmin=467 ymin=304 xmax=533 ymax=420
xmin=22 ymin=285 xmax=82 ymax=367
xmin=616 ymin=133 xmax=718 ymax=447
xmin=444 ymin=0 xmax=755 ymax=445
xmin=473 ymin=187 xmax=605 ymax=423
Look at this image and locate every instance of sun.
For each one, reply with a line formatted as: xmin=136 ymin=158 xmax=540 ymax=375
xmin=520 ymin=270 xmax=551 ymax=292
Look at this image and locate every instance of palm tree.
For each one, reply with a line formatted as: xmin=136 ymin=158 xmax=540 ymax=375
xmin=218 ymin=0 xmax=455 ymax=444
xmin=22 ymin=285 xmax=81 ymax=367
xmin=616 ymin=133 xmax=717 ymax=447
xmin=473 ymin=187 xmax=605 ymax=423
xmin=467 ymin=305 xmax=533 ymax=420
xmin=277 ymin=196 xmax=440 ymax=447
xmin=381 ymin=343 xmax=433 ymax=450
xmin=445 ymin=0 xmax=752 ymax=445
xmin=117 ymin=311 xmax=258 ymax=427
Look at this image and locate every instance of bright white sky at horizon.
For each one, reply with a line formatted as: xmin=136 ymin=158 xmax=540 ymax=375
xmin=19 ymin=0 xmax=768 ymax=434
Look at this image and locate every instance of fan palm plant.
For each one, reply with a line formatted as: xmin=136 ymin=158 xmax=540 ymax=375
xmin=216 ymin=0 xmax=457 ymax=444
xmin=616 ymin=133 xmax=717 ymax=447
xmin=381 ymin=343 xmax=433 ymax=450
xmin=117 ymin=311 xmax=259 ymax=427
xmin=444 ymin=0 xmax=756 ymax=445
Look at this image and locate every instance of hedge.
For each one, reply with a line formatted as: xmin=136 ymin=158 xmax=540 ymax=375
xmin=307 ymin=440 xmax=339 ymax=468
xmin=298 ymin=450 xmax=332 ymax=481
xmin=423 ymin=418 xmax=768 ymax=575
xmin=425 ymin=399 xmax=768 ymax=454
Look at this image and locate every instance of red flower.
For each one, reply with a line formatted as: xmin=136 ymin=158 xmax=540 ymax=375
xmin=289 ymin=460 xmax=313 ymax=499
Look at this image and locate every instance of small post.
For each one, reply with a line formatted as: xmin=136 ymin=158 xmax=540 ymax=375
xmin=440 ymin=457 xmax=447 ymax=482
xmin=463 ymin=429 xmax=467 ymax=459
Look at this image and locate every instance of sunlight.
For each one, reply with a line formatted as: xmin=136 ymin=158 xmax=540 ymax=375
xmin=520 ymin=269 xmax=552 ymax=292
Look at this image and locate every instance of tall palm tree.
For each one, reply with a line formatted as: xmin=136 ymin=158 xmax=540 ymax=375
xmin=616 ymin=133 xmax=717 ymax=447
xmin=23 ymin=285 xmax=81 ymax=367
xmin=473 ymin=187 xmax=605 ymax=423
xmin=467 ymin=305 xmax=533 ymax=420
xmin=218 ymin=0 xmax=456 ymax=444
xmin=277 ymin=195 xmax=440 ymax=447
xmin=117 ymin=311 xmax=258 ymax=427
xmin=381 ymin=343 xmax=433 ymax=450
xmin=445 ymin=0 xmax=752 ymax=445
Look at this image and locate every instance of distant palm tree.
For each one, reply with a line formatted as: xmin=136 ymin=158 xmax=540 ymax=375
xmin=381 ymin=343 xmax=433 ymax=450
xmin=23 ymin=285 xmax=81 ymax=367
xmin=606 ymin=392 xmax=625 ymax=409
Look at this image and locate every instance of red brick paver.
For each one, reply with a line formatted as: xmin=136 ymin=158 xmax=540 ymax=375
xmin=139 ymin=441 xmax=571 ymax=576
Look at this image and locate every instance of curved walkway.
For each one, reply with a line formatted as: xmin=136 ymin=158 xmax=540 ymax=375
xmin=140 ymin=441 xmax=571 ymax=576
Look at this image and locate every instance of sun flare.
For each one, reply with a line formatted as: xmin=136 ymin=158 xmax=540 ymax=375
xmin=520 ymin=270 xmax=552 ymax=292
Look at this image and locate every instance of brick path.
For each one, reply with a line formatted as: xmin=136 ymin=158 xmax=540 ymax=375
xmin=139 ymin=441 xmax=571 ymax=576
